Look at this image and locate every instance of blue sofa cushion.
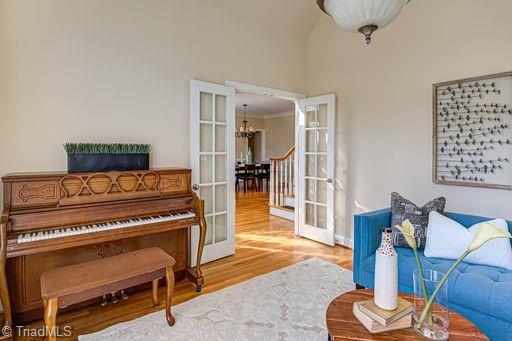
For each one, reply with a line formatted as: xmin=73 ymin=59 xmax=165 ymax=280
xmin=361 ymin=247 xmax=512 ymax=323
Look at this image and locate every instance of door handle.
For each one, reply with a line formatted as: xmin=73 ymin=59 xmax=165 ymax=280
xmin=192 ymin=184 xmax=199 ymax=191
xmin=326 ymin=178 xmax=333 ymax=184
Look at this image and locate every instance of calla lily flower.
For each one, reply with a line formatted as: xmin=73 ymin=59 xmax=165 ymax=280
xmin=468 ymin=222 xmax=512 ymax=251
xmin=396 ymin=219 xmax=434 ymax=326
xmin=395 ymin=219 xmax=417 ymax=250
xmin=417 ymin=221 xmax=512 ymax=329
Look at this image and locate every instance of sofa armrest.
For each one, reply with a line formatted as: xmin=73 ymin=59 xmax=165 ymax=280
xmin=353 ymin=208 xmax=391 ymax=285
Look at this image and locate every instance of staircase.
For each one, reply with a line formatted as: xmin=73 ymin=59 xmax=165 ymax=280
xmin=269 ymin=146 xmax=295 ymax=221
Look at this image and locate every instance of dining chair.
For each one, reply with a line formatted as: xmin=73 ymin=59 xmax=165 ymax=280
xmin=256 ymin=163 xmax=270 ymax=191
xmin=239 ymin=164 xmax=256 ymax=192
xmin=235 ymin=164 xmax=245 ymax=192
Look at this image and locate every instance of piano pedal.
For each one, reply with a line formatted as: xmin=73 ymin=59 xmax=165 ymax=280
xmin=120 ymin=289 xmax=129 ymax=300
xmin=111 ymin=292 xmax=119 ymax=304
xmin=101 ymin=295 xmax=108 ymax=306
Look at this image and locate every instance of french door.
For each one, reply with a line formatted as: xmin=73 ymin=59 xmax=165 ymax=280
xmin=296 ymin=94 xmax=336 ymax=246
xmin=190 ymin=80 xmax=235 ymax=265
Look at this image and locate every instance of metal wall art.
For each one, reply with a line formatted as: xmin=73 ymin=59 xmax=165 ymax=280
xmin=433 ymin=72 xmax=512 ymax=190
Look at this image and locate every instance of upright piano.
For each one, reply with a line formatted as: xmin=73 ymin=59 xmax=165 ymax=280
xmin=0 ymin=168 xmax=206 ymax=327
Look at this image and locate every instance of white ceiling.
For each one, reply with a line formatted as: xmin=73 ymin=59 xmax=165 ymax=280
xmin=236 ymin=92 xmax=295 ymax=117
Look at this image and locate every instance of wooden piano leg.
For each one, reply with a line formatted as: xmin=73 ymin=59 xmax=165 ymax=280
xmin=0 ymin=222 xmax=12 ymax=333
xmin=191 ymin=196 xmax=206 ymax=292
xmin=164 ymin=267 xmax=175 ymax=327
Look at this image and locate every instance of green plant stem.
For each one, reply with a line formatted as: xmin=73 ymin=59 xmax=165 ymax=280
xmin=416 ymin=249 xmax=471 ymax=329
xmin=412 ymin=248 xmax=433 ymax=328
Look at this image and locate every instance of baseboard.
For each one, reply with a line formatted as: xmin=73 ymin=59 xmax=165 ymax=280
xmin=335 ymin=234 xmax=354 ymax=249
xmin=269 ymin=206 xmax=294 ymax=221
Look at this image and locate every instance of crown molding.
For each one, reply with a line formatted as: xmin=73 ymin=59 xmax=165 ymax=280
xmin=236 ymin=111 xmax=294 ymax=120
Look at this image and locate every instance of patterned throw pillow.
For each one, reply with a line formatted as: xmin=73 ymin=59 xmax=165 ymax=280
xmin=390 ymin=192 xmax=446 ymax=249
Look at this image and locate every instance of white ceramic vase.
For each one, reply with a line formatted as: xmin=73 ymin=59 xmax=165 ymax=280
xmin=374 ymin=228 xmax=398 ymax=310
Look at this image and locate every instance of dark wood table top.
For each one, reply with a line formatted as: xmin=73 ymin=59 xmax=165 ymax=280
xmin=235 ymin=163 xmax=270 ymax=172
xmin=326 ymin=289 xmax=488 ymax=340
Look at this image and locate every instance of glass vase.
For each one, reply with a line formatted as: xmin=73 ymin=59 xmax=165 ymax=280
xmin=412 ymin=269 xmax=450 ymax=341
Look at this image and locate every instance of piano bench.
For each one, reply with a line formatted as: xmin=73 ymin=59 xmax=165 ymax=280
xmin=40 ymin=247 xmax=176 ymax=341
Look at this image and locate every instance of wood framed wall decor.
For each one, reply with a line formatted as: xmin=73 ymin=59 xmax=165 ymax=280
xmin=433 ymin=72 xmax=512 ymax=190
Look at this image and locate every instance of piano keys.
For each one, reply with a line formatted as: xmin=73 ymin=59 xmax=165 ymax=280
xmin=0 ymin=168 xmax=207 ymax=327
xmin=15 ymin=211 xmax=196 ymax=243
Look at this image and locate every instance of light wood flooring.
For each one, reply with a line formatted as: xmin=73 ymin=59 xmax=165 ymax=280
xmin=18 ymin=190 xmax=353 ymax=340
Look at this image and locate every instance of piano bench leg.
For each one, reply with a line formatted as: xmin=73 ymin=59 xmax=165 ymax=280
xmin=43 ymin=298 xmax=58 ymax=341
xmin=165 ymin=267 xmax=175 ymax=327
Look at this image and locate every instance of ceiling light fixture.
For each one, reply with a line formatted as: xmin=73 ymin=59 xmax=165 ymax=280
xmin=235 ymin=104 xmax=255 ymax=139
xmin=316 ymin=0 xmax=411 ymax=44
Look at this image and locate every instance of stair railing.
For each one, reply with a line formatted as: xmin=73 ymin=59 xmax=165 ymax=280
xmin=269 ymin=146 xmax=295 ymax=207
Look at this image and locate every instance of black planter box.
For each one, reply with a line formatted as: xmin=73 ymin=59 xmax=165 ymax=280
xmin=67 ymin=154 xmax=149 ymax=173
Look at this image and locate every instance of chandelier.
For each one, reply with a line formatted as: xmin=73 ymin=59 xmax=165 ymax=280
xmin=316 ymin=0 xmax=410 ymax=44
xmin=235 ymin=104 xmax=255 ymax=139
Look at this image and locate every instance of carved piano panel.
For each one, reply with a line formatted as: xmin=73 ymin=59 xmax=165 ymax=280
xmin=3 ymin=169 xmax=192 ymax=210
xmin=58 ymin=171 xmax=163 ymax=206
xmin=10 ymin=181 xmax=60 ymax=209
xmin=160 ymin=173 xmax=189 ymax=195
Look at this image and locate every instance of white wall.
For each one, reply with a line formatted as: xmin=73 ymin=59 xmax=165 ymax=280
xmin=0 ymin=0 xmax=307 ymax=202
xmin=306 ymin=0 xmax=512 ymax=239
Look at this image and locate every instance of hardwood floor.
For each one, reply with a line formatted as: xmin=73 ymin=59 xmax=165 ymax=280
xmin=17 ymin=190 xmax=352 ymax=340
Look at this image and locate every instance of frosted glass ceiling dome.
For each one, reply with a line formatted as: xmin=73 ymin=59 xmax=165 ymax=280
xmin=317 ymin=0 xmax=411 ymax=44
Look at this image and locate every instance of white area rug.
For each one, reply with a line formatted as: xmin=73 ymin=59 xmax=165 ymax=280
xmin=80 ymin=258 xmax=354 ymax=341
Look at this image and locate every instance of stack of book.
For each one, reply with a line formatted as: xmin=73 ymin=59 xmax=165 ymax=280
xmin=353 ymin=297 xmax=413 ymax=333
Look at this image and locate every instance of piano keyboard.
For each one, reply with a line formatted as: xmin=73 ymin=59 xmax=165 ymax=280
xmin=17 ymin=211 xmax=196 ymax=244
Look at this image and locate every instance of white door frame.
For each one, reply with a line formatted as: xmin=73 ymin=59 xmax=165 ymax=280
xmin=225 ymin=81 xmax=305 ymax=101
xmin=225 ymin=81 xmax=304 ymax=236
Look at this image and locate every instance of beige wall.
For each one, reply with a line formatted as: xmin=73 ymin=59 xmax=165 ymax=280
xmin=265 ymin=115 xmax=295 ymax=158
xmin=0 ymin=0 xmax=307 ymax=202
xmin=307 ymin=0 xmax=512 ymax=239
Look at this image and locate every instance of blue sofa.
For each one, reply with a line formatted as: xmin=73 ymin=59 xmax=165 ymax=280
xmin=354 ymin=208 xmax=512 ymax=341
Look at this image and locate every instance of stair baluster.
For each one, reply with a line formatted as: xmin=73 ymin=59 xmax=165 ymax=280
xmin=269 ymin=146 xmax=295 ymax=209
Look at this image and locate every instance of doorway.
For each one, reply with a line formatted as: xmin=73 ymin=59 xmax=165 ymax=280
xmin=190 ymin=79 xmax=336 ymax=265
xmin=234 ymin=91 xmax=295 ymax=197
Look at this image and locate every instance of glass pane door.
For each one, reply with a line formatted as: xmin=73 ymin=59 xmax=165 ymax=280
xmin=297 ymin=94 xmax=335 ymax=246
xmin=304 ymin=104 xmax=329 ymax=230
xmin=190 ymin=80 xmax=235 ymax=265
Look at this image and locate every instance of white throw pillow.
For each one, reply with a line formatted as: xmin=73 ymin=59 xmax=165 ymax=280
xmin=424 ymin=211 xmax=512 ymax=271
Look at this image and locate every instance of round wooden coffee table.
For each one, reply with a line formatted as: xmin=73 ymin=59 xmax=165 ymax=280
xmin=326 ymin=289 xmax=487 ymax=340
